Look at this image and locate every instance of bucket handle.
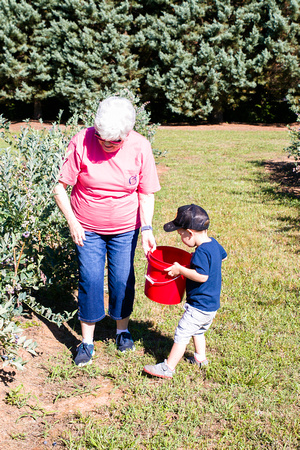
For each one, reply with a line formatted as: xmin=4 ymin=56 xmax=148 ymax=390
xmin=145 ymin=274 xmax=181 ymax=286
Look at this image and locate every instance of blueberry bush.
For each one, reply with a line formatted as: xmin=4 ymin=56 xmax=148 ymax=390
xmin=0 ymin=114 xmax=81 ymax=368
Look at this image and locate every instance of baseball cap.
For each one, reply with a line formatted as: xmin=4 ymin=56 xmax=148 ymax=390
xmin=163 ymin=204 xmax=210 ymax=232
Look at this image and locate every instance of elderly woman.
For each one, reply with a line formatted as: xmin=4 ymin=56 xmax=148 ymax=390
xmin=53 ymin=97 xmax=160 ymax=366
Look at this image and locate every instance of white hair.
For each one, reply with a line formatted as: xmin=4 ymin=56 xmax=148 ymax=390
xmin=94 ymin=96 xmax=136 ymax=141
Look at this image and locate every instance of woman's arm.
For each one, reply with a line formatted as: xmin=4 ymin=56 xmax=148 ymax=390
xmin=138 ymin=192 xmax=156 ymax=256
xmin=53 ymin=181 xmax=86 ymax=246
xmin=164 ymin=262 xmax=208 ymax=283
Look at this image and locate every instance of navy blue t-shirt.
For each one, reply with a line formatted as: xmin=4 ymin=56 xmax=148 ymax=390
xmin=186 ymin=237 xmax=227 ymax=312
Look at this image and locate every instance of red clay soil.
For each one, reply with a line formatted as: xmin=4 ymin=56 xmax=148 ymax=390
xmin=8 ymin=120 xmax=297 ymax=132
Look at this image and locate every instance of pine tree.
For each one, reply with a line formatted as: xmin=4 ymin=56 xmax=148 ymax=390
xmin=0 ymin=0 xmax=299 ymax=121
xmin=133 ymin=0 xmax=300 ymax=121
xmin=0 ymin=0 xmax=139 ymax=118
xmin=45 ymin=0 xmax=139 ymax=113
xmin=0 ymin=0 xmax=54 ymax=118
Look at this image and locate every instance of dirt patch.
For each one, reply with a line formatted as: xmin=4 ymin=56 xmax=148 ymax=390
xmin=264 ymin=157 xmax=300 ymax=197
xmin=156 ymin=164 xmax=169 ymax=177
xmin=0 ymin=313 xmax=122 ymax=449
xmin=8 ymin=120 xmax=298 ymax=133
xmin=9 ymin=121 xmax=67 ymax=132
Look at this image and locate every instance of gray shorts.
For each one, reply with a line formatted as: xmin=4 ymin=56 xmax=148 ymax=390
xmin=174 ymin=303 xmax=217 ymax=345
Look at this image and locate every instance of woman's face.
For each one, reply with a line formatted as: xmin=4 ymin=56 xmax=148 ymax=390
xmin=95 ymin=132 xmax=123 ymax=152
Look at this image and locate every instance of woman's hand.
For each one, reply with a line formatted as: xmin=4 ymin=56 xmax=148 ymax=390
xmin=164 ymin=262 xmax=182 ymax=277
xmin=138 ymin=193 xmax=156 ymax=256
xmin=53 ymin=182 xmax=86 ymax=246
xmin=141 ymin=229 xmax=156 ymax=256
xmin=68 ymin=218 xmax=86 ymax=247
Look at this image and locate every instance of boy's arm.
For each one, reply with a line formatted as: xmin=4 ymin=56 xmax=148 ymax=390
xmin=164 ymin=262 xmax=208 ymax=283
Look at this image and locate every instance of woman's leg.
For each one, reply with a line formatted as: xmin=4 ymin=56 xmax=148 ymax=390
xmin=116 ymin=317 xmax=130 ymax=331
xmin=75 ymin=232 xmax=106 ymax=365
xmin=81 ymin=321 xmax=96 ymax=344
xmin=106 ymin=230 xmax=139 ymax=351
xmin=76 ymin=232 xmax=107 ymax=325
xmin=106 ymin=230 xmax=139 ymax=321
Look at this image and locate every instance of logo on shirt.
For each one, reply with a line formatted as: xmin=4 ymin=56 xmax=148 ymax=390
xmin=129 ymin=175 xmax=138 ymax=185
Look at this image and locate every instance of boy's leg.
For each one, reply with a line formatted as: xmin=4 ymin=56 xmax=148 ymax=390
xmin=188 ymin=309 xmax=217 ymax=367
xmin=193 ymin=333 xmax=206 ymax=361
xmin=143 ymin=305 xmax=194 ymax=378
xmin=166 ymin=342 xmax=187 ymax=371
xmin=143 ymin=343 xmax=185 ymax=379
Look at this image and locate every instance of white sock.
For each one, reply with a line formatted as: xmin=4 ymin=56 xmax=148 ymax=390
xmin=194 ymin=352 xmax=206 ymax=362
xmin=82 ymin=338 xmax=93 ymax=346
xmin=116 ymin=328 xmax=129 ymax=335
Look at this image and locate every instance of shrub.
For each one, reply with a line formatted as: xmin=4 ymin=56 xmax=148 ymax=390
xmin=285 ymin=115 xmax=300 ymax=172
xmin=0 ymin=114 xmax=79 ymax=369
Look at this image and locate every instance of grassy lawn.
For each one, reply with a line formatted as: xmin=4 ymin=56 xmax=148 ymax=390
xmin=60 ymin=128 xmax=299 ymax=448
xmin=2 ymin=126 xmax=299 ymax=448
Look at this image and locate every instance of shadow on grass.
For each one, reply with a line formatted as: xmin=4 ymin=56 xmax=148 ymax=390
xmin=94 ymin=316 xmax=174 ymax=361
xmin=251 ymin=159 xmax=300 ymax=200
xmin=27 ymin=306 xmax=173 ymax=363
xmin=250 ymin=159 xmax=300 ymax=236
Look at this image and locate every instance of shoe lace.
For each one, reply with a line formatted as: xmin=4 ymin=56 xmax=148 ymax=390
xmin=80 ymin=342 xmax=93 ymax=356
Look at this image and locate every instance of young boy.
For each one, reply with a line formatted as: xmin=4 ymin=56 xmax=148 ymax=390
xmin=143 ymin=204 xmax=227 ymax=379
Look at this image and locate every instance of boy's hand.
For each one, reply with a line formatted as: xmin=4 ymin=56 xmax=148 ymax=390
xmin=164 ymin=262 xmax=181 ymax=277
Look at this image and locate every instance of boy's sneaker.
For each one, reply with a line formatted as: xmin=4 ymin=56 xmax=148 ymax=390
xmin=116 ymin=332 xmax=135 ymax=352
xmin=74 ymin=342 xmax=94 ymax=367
xmin=186 ymin=355 xmax=208 ymax=368
xmin=143 ymin=360 xmax=175 ymax=379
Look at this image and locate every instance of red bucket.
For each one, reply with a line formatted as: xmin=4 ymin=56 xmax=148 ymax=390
xmin=144 ymin=246 xmax=192 ymax=305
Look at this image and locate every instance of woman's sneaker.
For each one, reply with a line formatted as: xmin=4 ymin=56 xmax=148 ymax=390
xmin=74 ymin=342 xmax=94 ymax=367
xmin=116 ymin=332 xmax=135 ymax=352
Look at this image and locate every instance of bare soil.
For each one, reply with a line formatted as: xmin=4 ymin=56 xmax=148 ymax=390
xmin=8 ymin=120 xmax=297 ymax=132
xmin=1 ymin=313 xmax=123 ymax=449
xmin=1 ymin=123 xmax=299 ymax=449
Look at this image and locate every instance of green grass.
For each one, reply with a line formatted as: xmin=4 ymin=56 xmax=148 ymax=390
xmin=128 ymin=129 xmax=299 ymax=449
xmin=8 ymin=127 xmax=300 ymax=448
xmin=58 ymin=128 xmax=300 ymax=448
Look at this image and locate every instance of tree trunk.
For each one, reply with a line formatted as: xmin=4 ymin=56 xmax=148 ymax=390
xmin=212 ymin=107 xmax=224 ymax=123
xmin=33 ymin=100 xmax=42 ymax=119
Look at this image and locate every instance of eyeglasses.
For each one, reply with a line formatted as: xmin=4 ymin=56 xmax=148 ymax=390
xmin=95 ymin=132 xmax=122 ymax=145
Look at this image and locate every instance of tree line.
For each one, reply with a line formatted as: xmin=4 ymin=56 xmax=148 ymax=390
xmin=0 ymin=0 xmax=299 ymax=123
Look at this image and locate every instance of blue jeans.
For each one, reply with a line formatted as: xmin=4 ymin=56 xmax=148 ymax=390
xmin=75 ymin=229 xmax=139 ymax=323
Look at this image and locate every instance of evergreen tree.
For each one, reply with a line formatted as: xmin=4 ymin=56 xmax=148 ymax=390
xmin=0 ymin=0 xmax=53 ymax=118
xmin=0 ymin=0 xmax=299 ymax=121
xmin=0 ymin=0 xmax=139 ymax=118
xmin=133 ymin=0 xmax=300 ymax=121
xmin=45 ymin=0 xmax=139 ymax=113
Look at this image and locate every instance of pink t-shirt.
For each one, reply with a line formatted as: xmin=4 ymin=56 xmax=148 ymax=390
xmin=59 ymin=127 xmax=161 ymax=234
